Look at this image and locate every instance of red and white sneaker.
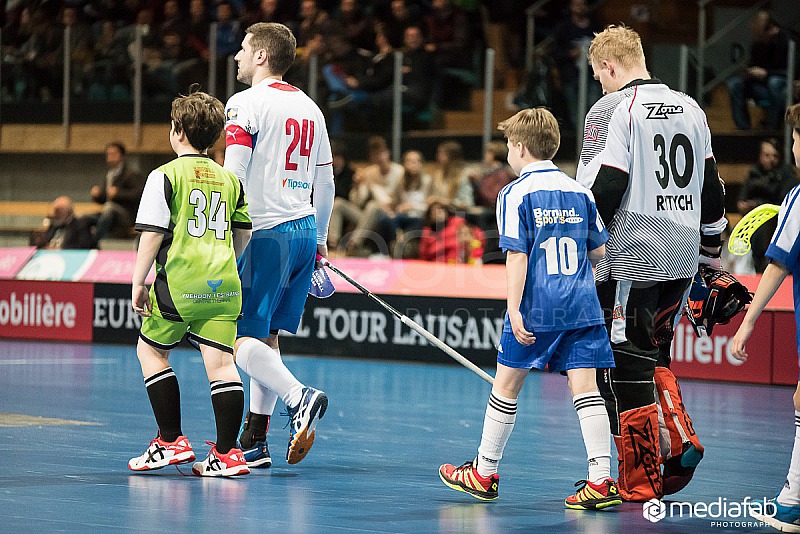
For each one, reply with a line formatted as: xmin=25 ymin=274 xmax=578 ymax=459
xmin=438 ymin=459 xmax=499 ymax=501
xmin=565 ymin=478 xmax=623 ymax=510
xmin=192 ymin=442 xmax=250 ymax=477
xmin=128 ymin=434 xmax=195 ymax=471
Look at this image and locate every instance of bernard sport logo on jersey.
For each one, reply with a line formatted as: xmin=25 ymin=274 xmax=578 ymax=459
xmin=533 ymin=207 xmax=584 ymax=228
xmin=643 ymin=103 xmax=684 ymax=120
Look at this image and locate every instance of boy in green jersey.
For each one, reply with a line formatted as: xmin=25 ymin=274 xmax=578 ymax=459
xmin=128 ymin=91 xmax=253 ymax=477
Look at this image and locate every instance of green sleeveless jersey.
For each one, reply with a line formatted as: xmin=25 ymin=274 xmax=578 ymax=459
xmin=135 ymin=154 xmax=251 ymax=321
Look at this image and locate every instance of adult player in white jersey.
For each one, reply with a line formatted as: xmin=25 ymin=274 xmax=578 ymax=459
xmin=223 ymin=22 xmax=335 ymax=468
xmin=576 ymin=25 xmax=726 ymax=501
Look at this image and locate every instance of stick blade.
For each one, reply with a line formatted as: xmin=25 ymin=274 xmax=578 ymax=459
xmin=309 ymin=265 xmax=336 ymax=298
xmin=727 ymin=204 xmax=780 ymax=256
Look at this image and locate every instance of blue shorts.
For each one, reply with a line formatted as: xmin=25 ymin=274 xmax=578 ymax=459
xmin=497 ymin=323 xmax=614 ymax=372
xmin=237 ymin=216 xmax=316 ymax=337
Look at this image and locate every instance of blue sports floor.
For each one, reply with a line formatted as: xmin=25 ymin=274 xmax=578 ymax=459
xmin=0 ymin=340 xmax=793 ymax=533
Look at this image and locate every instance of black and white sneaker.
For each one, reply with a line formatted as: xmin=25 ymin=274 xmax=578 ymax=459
xmin=128 ymin=434 xmax=195 ymax=471
xmin=191 ymin=442 xmax=250 ymax=477
xmin=286 ymin=387 xmax=328 ymax=464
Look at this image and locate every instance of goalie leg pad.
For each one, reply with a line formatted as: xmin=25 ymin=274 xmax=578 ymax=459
xmin=615 ymin=404 xmax=663 ymax=501
xmin=655 ymin=366 xmax=704 ymax=495
xmin=597 ymin=348 xmax=657 ymax=438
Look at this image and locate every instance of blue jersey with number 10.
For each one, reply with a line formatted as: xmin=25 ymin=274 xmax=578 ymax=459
xmin=497 ymin=160 xmax=608 ymax=332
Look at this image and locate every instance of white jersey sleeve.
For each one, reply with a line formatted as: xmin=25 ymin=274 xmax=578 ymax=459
xmin=135 ymin=170 xmax=171 ymax=232
xmin=576 ymin=91 xmax=628 ymax=189
xmin=312 ymin=124 xmax=335 ymax=245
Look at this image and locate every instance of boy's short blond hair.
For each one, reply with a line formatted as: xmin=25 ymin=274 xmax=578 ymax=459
xmin=497 ymin=108 xmax=560 ymax=161
xmin=588 ymin=24 xmax=646 ymax=70
xmin=786 ymin=104 xmax=800 ymax=133
xmin=171 ymin=91 xmax=226 ymax=152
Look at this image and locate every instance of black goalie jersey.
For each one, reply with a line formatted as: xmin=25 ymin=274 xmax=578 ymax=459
xmin=576 ymin=79 xmax=727 ymax=282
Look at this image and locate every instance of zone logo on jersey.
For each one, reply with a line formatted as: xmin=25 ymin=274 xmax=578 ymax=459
xmin=532 ymin=207 xmax=584 ymax=227
xmin=642 ymin=103 xmax=683 ymax=120
xmin=584 ymin=124 xmax=599 ymax=141
xmin=226 ymin=107 xmax=238 ymax=121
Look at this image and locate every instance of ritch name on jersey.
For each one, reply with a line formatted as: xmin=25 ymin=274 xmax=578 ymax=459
xmin=656 ymin=194 xmax=694 ymax=211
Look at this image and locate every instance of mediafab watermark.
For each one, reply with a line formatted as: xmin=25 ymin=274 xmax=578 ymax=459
xmin=643 ymin=497 xmax=776 ymax=523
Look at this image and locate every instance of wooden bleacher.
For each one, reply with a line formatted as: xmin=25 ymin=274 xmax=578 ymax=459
xmin=0 ymin=201 xmax=137 ymax=250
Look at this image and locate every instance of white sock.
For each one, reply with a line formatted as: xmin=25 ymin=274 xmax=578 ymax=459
xmin=574 ymin=391 xmax=611 ymax=484
xmin=778 ymin=411 xmax=800 ymax=506
xmin=236 ymin=338 xmax=304 ymax=408
xmin=476 ymin=390 xmax=517 ymax=477
xmin=249 ymin=378 xmax=279 ymax=415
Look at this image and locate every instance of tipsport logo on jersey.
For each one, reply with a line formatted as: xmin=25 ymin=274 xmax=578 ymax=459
xmin=282 ymin=177 xmax=312 ymax=190
xmin=532 ymin=207 xmax=584 ymax=228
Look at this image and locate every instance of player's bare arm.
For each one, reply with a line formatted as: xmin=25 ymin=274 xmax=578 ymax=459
xmin=588 ymin=244 xmax=606 ymax=266
xmin=131 ymin=231 xmax=163 ymax=317
xmin=731 ymin=261 xmax=789 ymax=361
xmin=233 ymin=228 xmax=252 ymax=259
xmin=505 ymin=251 xmax=535 ymax=346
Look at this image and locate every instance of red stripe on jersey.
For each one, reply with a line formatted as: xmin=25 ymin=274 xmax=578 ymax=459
xmin=269 ymin=81 xmax=300 ymax=92
xmin=316 ymin=161 xmax=333 ymax=166
xmin=225 ymin=124 xmax=253 ymax=148
xmin=628 ymin=85 xmax=638 ymax=131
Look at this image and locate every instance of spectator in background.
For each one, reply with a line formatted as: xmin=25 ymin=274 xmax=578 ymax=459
xmin=429 ymin=140 xmax=474 ymax=210
xmin=727 ymin=10 xmax=789 ymax=131
xmin=242 ymin=0 xmax=281 ymax=28
xmin=738 ymin=138 xmax=799 ymax=272
xmin=215 ymin=2 xmax=244 ymax=58
xmin=418 ymin=198 xmax=485 ymax=263
xmin=552 ymin=0 xmax=602 ymax=129
xmin=328 ymin=136 xmax=402 ymax=253
xmin=146 ymin=28 xmax=201 ymax=98
xmin=424 ymin=0 xmax=472 ymax=71
xmin=186 ymin=0 xmax=211 ymax=60
xmin=14 ymin=8 xmax=62 ymax=100
xmin=469 ymin=140 xmax=516 ymax=211
xmin=60 ymin=5 xmax=94 ymax=97
xmin=379 ymin=0 xmax=424 ymax=49
xmin=321 ymin=31 xmax=371 ymax=134
xmin=30 ymin=196 xmax=96 ymax=250
xmin=331 ymin=139 xmax=355 ymax=200
xmin=116 ymin=7 xmax=156 ymax=54
xmin=425 ymin=0 xmax=473 ymax=109
xmin=160 ymin=0 xmax=183 ymax=35
xmin=297 ymin=0 xmax=329 ymax=48
xmin=390 ymin=149 xmax=432 ymax=258
xmin=479 ymin=0 xmax=520 ymax=88
xmin=325 ymin=28 xmax=395 ymax=133
xmin=400 ymin=25 xmax=437 ymax=119
xmin=87 ymin=19 xmax=131 ymax=100
xmin=285 ymin=30 xmax=324 ymax=91
xmin=91 ymin=142 xmax=145 ymax=241
xmin=213 ymin=1 xmax=244 ymax=94
xmin=334 ymin=0 xmax=375 ymax=51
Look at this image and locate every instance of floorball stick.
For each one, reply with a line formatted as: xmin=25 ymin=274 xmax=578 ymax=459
xmin=728 ymin=204 xmax=781 ymax=256
xmin=317 ymin=256 xmax=495 ymax=385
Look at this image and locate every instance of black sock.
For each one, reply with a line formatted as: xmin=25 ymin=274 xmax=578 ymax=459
xmin=240 ymin=411 xmax=270 ymax=449
xmin=211 ymin=381 xmax=244 ymax=454
xmin=145 ymin=367 xmax=182 ymax=443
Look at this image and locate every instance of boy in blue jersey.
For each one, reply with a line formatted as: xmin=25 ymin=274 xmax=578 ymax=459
xmin=438 ymin=108 xmax=621 ymax=510
xmin=732 ymin=103 xmax=800 ymax=532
